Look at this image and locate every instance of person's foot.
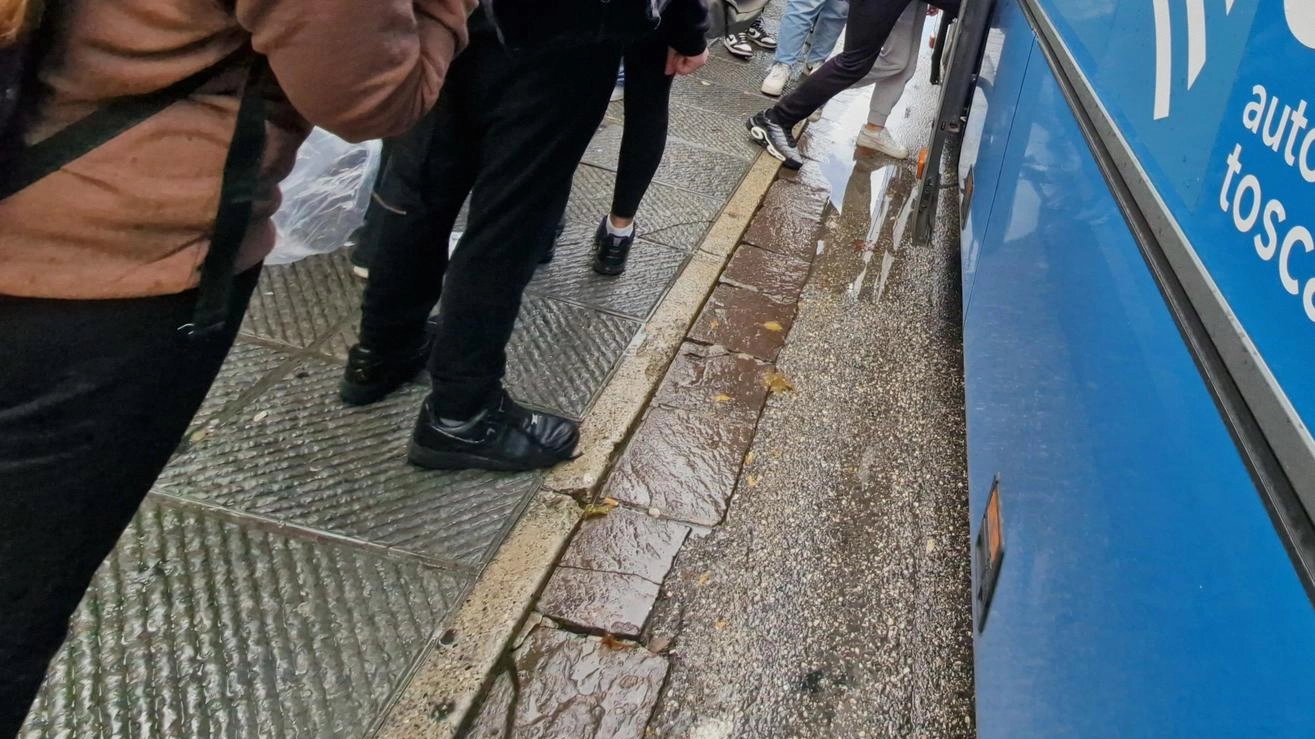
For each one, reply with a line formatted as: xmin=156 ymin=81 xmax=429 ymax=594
xmin=408 ymin=389 xmax=580 ymax=472
xmin=856 ymin=125 xmax=910 ymax=159
xmin=540 ymin=218 xmax=566 ymax=266
xmin=747 ymin=17 xmax=778 ymax=49
xmin=760 ymin=62 xmax=790 ymax=97
xmin=722 ymin=32 xmax=754 ymax=59
xmin=340 ymin=331 xmax=433 ymax=406
xmin=592 ymin=217 xmax=635 ymax=276
xmin=747 ymin=110 xmax=804 ymax=169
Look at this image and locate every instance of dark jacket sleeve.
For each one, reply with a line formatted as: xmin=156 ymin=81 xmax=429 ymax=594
xmin=661 ymin=0 xmax=710 ymax=57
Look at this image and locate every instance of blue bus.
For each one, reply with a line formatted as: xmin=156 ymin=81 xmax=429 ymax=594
xmin=918 ymin=1 xmax=1315 ymax=735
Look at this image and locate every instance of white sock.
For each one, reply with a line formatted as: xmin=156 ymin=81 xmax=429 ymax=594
xmin=605 ymin=219 xmax=635 ymax=238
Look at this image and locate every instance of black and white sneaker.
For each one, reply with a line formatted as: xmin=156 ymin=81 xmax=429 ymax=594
xmin=747 ymin=110 xmax=804 ymax=170
xmin=592 ymin=217 xmax=635 ymax=276
xmin=722 ymin=32 xmax=754 ymax=59
xmin=408 ymin=389 xmax=580 ymax=472
xmin=747 ymin=18 xmax=778 ymax=49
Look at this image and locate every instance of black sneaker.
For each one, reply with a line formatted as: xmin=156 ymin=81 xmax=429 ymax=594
xmin=540 ymin=217 xmax=566 ymax=266
xmin=747 ymin=110 xmax=804 ymax=169
xmin=408 ymin=390 xmax=580 ymax=472
xmin=591 ymin=217 xmax=635 ymax=276
xmin=339 ymin=331 xmax=432 ymax=406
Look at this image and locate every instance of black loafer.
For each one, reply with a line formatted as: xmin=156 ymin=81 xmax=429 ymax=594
xmin=339 ymin=334 xmax=431 ymax=406
xmin=408 ymin=390 xmax=579 ymax=472
xmin=591 ymin=217 xmax=635 ymax=276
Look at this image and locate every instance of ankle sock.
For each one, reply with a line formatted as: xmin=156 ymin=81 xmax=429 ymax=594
xmin=605 ymin=218 xmax=635 ymax=239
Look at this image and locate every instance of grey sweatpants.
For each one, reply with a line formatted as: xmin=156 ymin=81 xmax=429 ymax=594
xmin=855 ymin=1 xmax=928 ymax=127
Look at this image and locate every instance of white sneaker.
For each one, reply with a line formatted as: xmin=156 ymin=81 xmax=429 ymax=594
xmin=856 ymin=126 xmax=910 ymax=159
xmin=760 ymin=63 xmax=790 ymax=97
xmin=722 ymin=33 xmax=754 ymax=59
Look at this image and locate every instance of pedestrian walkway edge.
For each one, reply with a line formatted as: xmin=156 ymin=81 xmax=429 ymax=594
xmin=373 ymin=151 xmax=782 ymax=739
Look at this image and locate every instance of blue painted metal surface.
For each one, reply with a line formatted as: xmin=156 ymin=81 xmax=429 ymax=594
xmin=961 ymin=3 xmax=1315 ymax=735
xmin=1033 ymin=0 xmax=1315 ymax=456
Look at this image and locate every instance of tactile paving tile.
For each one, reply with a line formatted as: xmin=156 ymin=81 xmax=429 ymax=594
xmin=20 ymin=498 xmax=466 ymax=739
xmin=156 ymin=361 xmax=542 ymax=566
xmin=190 ymin=340 xmax=298 ymax=432
xmin=663 ymin=102 xmax=761 ymax=161
xmin=505 ymin=295 xmax=640 ymax=419
xmin=671 ymin=78 xmax=768 ymax=120
xmin=527 ymin=238 xmax=687 ymax=321
xmin=564 ymin=165 xmax=721 ymax=252
xmin=582 ymin=123 xmax=748 ymax=201
xmin=242 ymin=250 xmax=362 ymax=350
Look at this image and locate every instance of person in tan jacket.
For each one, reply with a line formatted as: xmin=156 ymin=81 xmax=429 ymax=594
xmin=0 ymin=0 xmax=472 ymax=732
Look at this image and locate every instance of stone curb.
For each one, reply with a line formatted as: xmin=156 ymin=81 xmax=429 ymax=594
xmin=476 ymin=159 xmax=836 ymax=737
xmin=374 ymin=151 xmax=781 ymax=739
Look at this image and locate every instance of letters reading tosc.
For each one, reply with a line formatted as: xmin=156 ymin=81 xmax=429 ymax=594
xmin=1219 ymin=84 xmax=1315 ymax=324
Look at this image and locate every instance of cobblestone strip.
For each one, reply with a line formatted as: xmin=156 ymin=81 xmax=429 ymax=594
xmin=467 ymin=164 xmax=834 ymax=739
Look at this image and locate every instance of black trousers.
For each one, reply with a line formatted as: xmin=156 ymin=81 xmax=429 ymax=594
xmin=0 ymin=269 xmax=258 ymax=737
xmin=358 ymin=29 xmax=622 ymax=419
xmin=772 ymin=0 xmax=961 ymax=127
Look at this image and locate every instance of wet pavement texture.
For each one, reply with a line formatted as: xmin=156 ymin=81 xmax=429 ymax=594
xmin=20 ymin=39 xmax=773 ymax=739
xmin=646 ymin=37 xmax=975 ymax=739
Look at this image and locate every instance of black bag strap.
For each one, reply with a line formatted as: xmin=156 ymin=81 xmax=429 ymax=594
xmin=0 ymin=45 xmax=251 ymax=200
xmin=179 ymin=57 xmax=267 ymax=341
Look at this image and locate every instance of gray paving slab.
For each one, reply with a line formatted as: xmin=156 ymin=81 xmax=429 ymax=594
xmin=242 ymin=248 xmax=361 ymax=350
xmin=505 ymin=295 xmax=640 ymax=419
xmin=189 ymin=340 xmax=298 ymax=433
xmin=21 ymin=498 xmax=467 ymax=739
xmin=563 ymin=164 xmax=721 ymax=252
xmin=527 ymin=238 xmax=688 ymax=321
xmin=157 ymin=357 xmax=543 ymax=567
xmin=663 ymin=101 xmax=760 ymax=161
xmin=583 ymin=123 xmax=749 ymax=201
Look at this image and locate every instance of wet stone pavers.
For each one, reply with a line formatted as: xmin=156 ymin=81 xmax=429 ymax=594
xmin=469 ymin=125 xmax=835 ymax=738
xmin=21 ymin=30 xmax=776 ymax=739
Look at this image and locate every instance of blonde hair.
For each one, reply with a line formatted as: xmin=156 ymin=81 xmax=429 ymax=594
xmin=1 ymin=0 xmax=35 ymax=45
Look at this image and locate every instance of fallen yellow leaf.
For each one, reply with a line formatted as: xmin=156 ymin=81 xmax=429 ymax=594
xmin=714 ymin=393 xmax=732 ymax=403
xmin=189 ymin=429 xmax=208 ymax=444
xmin=744 ymin=450 xmax=756 ymax=466
xmin=746 ymin=474 xmax=760 ymax=488
xmin=762 ymin=321 xmax=784 ymax=332
xmin=715 ymin=619 xmax=729 ymax=630
xmin=697 ymin=572 xmax=712 ymax=586
xmin=764 ymin=371 xmax=795 ymax=394
xmin=582 ymin=498 xmax=619 ymax=518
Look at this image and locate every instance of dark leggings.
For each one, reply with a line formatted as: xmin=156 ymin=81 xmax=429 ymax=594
xmin=772 ymin=0 xmax=960 ymax=127
xmin=611 ymin=33 xmax=675 ymax=220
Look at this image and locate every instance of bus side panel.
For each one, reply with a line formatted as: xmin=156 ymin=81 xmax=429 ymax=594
xmin=958 ymin=0 xmax=1035 ymax=315
xmin=963 ymin=40 xmax=1315 ymax=739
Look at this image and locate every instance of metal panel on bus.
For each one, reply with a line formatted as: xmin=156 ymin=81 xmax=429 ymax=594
xmin=962 ymin=24 xmax=1315 ymax=738
xmin=958 ymin=0 xmax=1036 ymax=314
xmin=1032 ymin=0 xmax=1315 ymax=487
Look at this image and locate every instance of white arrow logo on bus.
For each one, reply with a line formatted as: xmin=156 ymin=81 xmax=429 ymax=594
xmin=1153 ymin=0 xmax=1315 ymax=120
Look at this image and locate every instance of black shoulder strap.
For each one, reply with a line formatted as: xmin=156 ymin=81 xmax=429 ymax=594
xmin=0 ymin=46 xmax=250 ymax=200
xmin=179 ymin=57 xmax=268 ymax=340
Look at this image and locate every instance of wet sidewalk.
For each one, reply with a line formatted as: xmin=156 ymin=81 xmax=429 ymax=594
xmin=19 ymin=28 xmax=790 ymax=739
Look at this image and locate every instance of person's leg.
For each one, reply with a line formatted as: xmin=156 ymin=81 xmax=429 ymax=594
xmin=771 ymin=0 xmax=917 ymax=127
xmin=426 ymin=39 xmax=622 ymax=420
xmin=774 ymin=0 xmax=828 ymax=66
xmin=349 ymin=140 xmax=395 ymax=277
xmin=611 ymin=35 xmax=673 ymax=225
xmin=804 ymin=0 xmax=851 ymax=67
xmin=356 ymin=87 xmax=478 ymax=356
xmin=0 ymin=270 xmax=258 ymax=736
xmin=865 ymin=2 xmax=927 ymax=127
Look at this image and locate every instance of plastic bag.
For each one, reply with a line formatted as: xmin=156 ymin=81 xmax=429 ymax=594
xmin=268 ymin=129 xmax=382 ymax=265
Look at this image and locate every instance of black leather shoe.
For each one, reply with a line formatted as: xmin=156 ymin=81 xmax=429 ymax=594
xmin=591 ymin=217 xmax=634 ymax=276
xmin=339 ymin=335 xmax=431 ymax=406
xmin=408 ymin=390 xmax=580 ymax=472
xmin=540 ymin=217 xmax=566 ymax=266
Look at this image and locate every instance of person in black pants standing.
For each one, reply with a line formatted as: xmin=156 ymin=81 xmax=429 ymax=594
xmin=574 ymin=2 xmax=710 ymax=277
xmin=341 ymin=3 xmax=711 ymax=471
xmin=746 ymin=0 xmax=960 ymax=169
